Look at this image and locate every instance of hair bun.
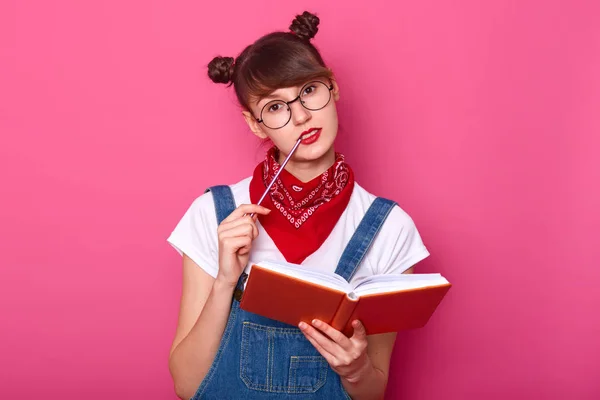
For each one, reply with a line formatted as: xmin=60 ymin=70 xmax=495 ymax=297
xmin=207 ymin=56 xmax=235 ymax=84
xmin=289 ymin=11 xmax=320 ymax=40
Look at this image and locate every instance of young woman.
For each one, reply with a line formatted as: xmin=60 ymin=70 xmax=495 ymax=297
xmin=167 ymin=11 xmax=430 ymax=400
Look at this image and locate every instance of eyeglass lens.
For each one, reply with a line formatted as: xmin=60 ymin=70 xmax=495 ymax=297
xmin=260 ymin=81 xmax=332 ymax=129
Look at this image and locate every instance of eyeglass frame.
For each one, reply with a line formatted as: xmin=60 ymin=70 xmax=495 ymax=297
xmin=253 ymin=80 xmax=335 ymax=130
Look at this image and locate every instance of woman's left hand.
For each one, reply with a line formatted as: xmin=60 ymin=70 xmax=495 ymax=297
xmin=299 ymin=319 xmax=372 ymax=383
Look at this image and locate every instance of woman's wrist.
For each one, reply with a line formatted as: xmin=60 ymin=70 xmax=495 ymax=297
xmin=341 ymin=359 xmax=387 ymax=400
xmin=214 ymin=274 xmax=239 ymax=291
xmin=342 ymin=357 xmax=376 ymax=385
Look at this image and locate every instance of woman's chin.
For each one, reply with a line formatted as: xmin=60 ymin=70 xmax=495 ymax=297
xmin=296 ymin=141 xmax=335 ymax=162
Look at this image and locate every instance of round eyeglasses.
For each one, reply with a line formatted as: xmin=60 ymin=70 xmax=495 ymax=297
xmin=255 ymin=81 xmax=334 ymax=130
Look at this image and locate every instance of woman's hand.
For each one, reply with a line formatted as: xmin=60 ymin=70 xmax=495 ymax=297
xmin=299 ymin=319 xmax=372 ymax=383
xmin=216 ymin=204 xmax=271 ymax=287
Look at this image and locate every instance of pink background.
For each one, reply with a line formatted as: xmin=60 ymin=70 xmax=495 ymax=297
xmin=1 ymin=0 xmax=599 ymax=399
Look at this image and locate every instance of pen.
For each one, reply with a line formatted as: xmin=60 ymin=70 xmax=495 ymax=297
xmin=249 ymin=136 xmax=303 ymax=217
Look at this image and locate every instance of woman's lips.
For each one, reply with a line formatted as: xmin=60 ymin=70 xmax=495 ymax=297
xmin=300 ymin=128 xmax=322 ymax=145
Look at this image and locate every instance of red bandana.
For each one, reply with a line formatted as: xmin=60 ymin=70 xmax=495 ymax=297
xmin=249 ymin=146 xmax=355 ymax=264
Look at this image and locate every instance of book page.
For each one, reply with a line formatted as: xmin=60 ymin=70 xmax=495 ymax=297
xmin=254 ymin=260 xmax=352 ymax=293
xmin=352 ymin=273 xmax=449 ymax=297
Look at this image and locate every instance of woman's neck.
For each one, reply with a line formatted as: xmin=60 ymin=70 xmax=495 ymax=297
xmin=277 ymin=146 xmax=336 ymax=183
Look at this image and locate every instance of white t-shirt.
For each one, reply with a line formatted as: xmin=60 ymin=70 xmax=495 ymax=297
xmin=167 ymin=177 xmax=430 ymax=284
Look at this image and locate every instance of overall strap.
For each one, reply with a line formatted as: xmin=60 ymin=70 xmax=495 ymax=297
xmin=334 ymin=197 xmax=397 ymax=282
xmin=205 ymin=185 xmax=248 ymax=301
xmin=205 ymin=185 xmax=236 ymax=225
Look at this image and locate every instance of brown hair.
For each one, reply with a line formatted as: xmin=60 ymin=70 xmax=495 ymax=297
xmin=207 ymin=11 xmax=332 ymax=111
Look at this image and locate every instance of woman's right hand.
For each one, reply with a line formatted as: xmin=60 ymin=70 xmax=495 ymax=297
xmin=216 ymin=204 xmax=271 ymax=287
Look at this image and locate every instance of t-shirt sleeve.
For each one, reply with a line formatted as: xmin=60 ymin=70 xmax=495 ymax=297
xmin=374 ymin=205 xmax=430 ymax=275
xmin=166 ymin=192 xmax=220 ymax=278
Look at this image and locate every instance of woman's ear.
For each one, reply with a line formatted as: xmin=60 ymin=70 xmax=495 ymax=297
xmin=332 ymin=79 xmax=340 ymax=102
xmin=242 ymin=110 xmax=268 ymax=139
xmin=328 ymin=70 xmax=340 ymax=101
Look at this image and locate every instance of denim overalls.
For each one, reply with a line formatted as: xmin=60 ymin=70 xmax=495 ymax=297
xmin=191 ymin=185 xmax=396 ymax=399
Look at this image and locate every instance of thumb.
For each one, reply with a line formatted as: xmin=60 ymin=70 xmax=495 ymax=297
xmin=351 ymin=320 xmax=367 ymax=340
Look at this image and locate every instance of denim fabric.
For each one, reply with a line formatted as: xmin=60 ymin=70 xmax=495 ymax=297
xmin=192 ymin=185 xmax=396 ymax=399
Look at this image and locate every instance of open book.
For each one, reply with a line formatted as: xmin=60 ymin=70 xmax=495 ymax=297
xmin=239 ymin=260 xmax=451 ymax=336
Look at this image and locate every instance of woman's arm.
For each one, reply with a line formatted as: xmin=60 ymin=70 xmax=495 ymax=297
xmin=341 ymin=332 xmax=397 ymax=400
xmin=168 ymin=255 xmax=235 ymax=399
xmin=168 ymin=204 xmax=271 ymax=399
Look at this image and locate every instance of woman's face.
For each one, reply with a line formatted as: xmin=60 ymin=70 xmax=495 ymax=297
xmin=243 ymin=78 xmax=340 ymax=162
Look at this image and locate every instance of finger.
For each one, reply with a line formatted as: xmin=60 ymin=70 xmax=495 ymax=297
xmin=222 ymin=204 xmax=271 ymax=223
xmin=219 ymin=223 xmax=256 ymax=241
xmin=221 ymin=236 xmax=252 ymax=254
xmin=311 ymin=319 xmax=353 ymax=351
xmin=220 ymin=215 xmax=254 ymax=229
xmin=238 ymin=244 xmax=251 ymax=255
xmin=299 ymin=323 xmax=338 ymax=365
xmin=219 ymin=216 xmax=258 ymax=239
xmin=302 ymin=333 xmax=338 ymax=366
xmin=299 ymin=321 xmax=342 ymax=358
xmin=350 ymin=320 xmax=367 ymax=342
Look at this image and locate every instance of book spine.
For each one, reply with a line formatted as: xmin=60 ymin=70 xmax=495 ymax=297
xmin=330 ymin=294 xmax=359 ymax=334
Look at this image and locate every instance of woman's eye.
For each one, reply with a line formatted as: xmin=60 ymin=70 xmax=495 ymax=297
xmin=268 ymin=103 xmax=282 ymax=113
xmin=303 ymin=85 xmax=317 ymax=96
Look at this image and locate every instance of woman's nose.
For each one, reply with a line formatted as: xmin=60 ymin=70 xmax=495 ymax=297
xmin=290 ymin=101 xmax=311 ymax=125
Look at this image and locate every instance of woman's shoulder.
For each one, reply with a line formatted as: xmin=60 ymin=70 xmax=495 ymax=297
xmin=350 ymin=182 xmax=430 ymax=274
xmin=166 ymin=176 xmax=253 ymax=275
xmin=228 ymin=176 xmax=253 ymax=204
xmin=349 ymin=182 xmax=415 ymax=227
xmin=189 ymin=176 xmax=253 ymax=212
